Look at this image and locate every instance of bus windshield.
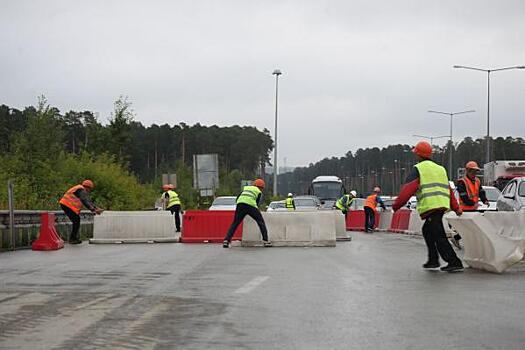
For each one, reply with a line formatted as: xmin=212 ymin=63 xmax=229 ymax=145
xmin=312 ymin=182 xmax=344 ymax=200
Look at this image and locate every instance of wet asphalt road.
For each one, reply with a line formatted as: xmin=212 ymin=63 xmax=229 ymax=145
xmin=1 ymin=232 xmax=525 ymax=350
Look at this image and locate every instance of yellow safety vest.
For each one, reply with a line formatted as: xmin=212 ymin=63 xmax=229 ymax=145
xmin=162 ymin=190 xmax=181 ymax=208
xmin=415 ymin=160 xmax=450 ymax=215
xmin=335 ymin=195 xmax=353 ymax=211
xmin=236 ymin=186 xmax=261 ymax=208
xmin=285 ymin=197 xmax=295 ymax=210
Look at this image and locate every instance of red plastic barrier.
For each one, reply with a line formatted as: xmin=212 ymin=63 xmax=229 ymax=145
xmin=181 ymin=210 xmax=242 ymax=243
xmin=389 ymin=209 xmax=411 ymax=232
xmin=346 ymin=210 xmax=380 ymax=231
xmin=32 ymin=212 xmax=65 ymax=251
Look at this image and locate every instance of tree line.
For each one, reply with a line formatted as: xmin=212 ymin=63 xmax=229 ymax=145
xmin=0 ymin=96 xmax=274 ymax=210
xmin=278 ymin=137 xmax=525 ymax=196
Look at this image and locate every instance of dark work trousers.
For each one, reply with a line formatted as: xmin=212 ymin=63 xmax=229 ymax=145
xmin=224 ymin=203 xmax=268 ymax=242
xmin=364 ymin=206 xmax=375 ymax=231
xmin=61 ymin=204 xmax=80 ymax=241
xmin=168 ymin=204 xmax=181 ymax=231
xmin=422 ymin=211 xmax=462 ymax=265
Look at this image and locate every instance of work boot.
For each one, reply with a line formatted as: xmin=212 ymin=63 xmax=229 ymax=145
xmin=422 ymin=261 xmax=440 ymax=269
xmin=263 ymin=241 xmax=273 ymax=247
xmin=222 ymin=240 xmax=230 ymax=248
xmin=440 ymin=263 xmax=464 ymax=272
xmin=69 ymin=239 xmax=82 ymax=245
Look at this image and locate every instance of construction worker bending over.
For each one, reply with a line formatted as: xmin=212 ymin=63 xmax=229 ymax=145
xmin=335 ymin=190 xmax=357 ymax=216
xmin=285 ymin=193 xmax=296 ymax=211
xmin=393 ymin=141 xmax=463 ymax=272
xmin=59 ymin=180 xmax=103 ymax=244
xmin=364 ymin=186 xmax=386 ymax=232
xmin=162 ymin=184 xmax=182 ymax=232
xmin=223 ymin=179 xmax=271 ymax=248
xmin=451 ymin=161 xmax=489 ymax=248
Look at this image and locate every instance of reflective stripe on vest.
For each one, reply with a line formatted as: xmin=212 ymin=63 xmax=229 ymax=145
xmin=364 ymin=194 xmax=377 ymax=209
xmin=59 ymin=184 xmax=85 ymax=214
xmin=415 ymin=160 xmax=450 ymax=215
xmin=285 ymin=197 xmax=295 ymax=210
xmin=459 ymin=177 xmax=480 ymax=211
xmin=163 ymin=190 xmax=181 ymax=208
xmin=236 ymin=186 xmax=261 ymax=208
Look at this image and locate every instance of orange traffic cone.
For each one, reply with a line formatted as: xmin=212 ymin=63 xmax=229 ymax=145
xmin=32 ymin=212 xmax=64 ymax=251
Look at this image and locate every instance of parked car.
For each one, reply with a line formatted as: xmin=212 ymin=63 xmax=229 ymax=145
xmin=294 ymin=195 xmax=321 ymax=211
xmin=209 ymin=196 xmax=237 ymax=210
xmin=496 ymin=177 xmax=525 ymax=211
xmin=349 ymin=198 xmax=365 ymax=211
xmin=266 ymin=200 xmax=286 ymax=211
xmin=477 ymin=186 xmax=501 ymax=211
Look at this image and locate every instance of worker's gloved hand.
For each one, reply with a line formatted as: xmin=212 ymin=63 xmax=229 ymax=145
xmin=95 ymin=208 xmax=104 ymax=215
xmin=484 ymin=200 xmax=489 ymax=205
xmin=455 ymin=208 xmax=463 ymax=216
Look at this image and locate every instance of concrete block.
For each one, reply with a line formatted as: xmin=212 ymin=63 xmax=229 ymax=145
xmin=334 ymin=212 xmax=351 ymax=241
xmin=90 ymin=211 xmax=178 ymax=244
xmin=377 ymin=211 xmax=392 ymax=231
xmin=447 ymin=212 xmax=523 ymax=273
xmin=242 ymin=211 xmax=336 ymax=247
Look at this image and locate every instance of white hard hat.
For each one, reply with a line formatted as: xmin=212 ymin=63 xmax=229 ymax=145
xmin=350 ymin=190 xmax=357 ymax=197
xmin=287 ymin=193 xmax=293 ymax=197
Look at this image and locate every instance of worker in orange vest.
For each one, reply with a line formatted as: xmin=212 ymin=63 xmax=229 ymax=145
xmin=364 ymin=186 xmax=386 ymax=233
xmin=451 ymin=161 xmax=489 ymax=248
xmin=59 ymin=180 xmax=103 ymax=244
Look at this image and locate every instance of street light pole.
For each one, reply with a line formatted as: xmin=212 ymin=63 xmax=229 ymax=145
xmin=427 ymin=110 xmax=475 ymax=179
xmin=453 ymin=65 xmax=525 ymax=163
xmin=272 ymin=69 xmax=282 ymax=197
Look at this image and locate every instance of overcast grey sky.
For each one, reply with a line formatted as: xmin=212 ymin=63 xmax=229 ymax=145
xmin=1 ymin=0 xmax=524 ymax=166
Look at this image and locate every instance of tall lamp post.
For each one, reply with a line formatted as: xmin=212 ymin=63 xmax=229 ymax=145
xmin=272 ymin=69 xmax=282 ymax=197
xmin=453 ymin=65 xmax=525 ymax=163
xmin=427 ymin=110 xmax=475 ymax=179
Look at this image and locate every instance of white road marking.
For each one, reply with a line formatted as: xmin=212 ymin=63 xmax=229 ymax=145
xmin=234 ymin=276 xmax=269 ymax=294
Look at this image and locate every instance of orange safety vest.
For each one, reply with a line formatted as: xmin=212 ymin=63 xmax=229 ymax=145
xmin=59 ymin=184 xmax=85 ymax=214
xmin=459 ymin=177 xmax=480 ymax=211
xmin=364 ymin=194 xmax=378 ymax=209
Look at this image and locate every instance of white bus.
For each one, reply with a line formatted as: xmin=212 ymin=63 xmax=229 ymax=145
xmin=309 ymin=176 xmax=345 ymax=209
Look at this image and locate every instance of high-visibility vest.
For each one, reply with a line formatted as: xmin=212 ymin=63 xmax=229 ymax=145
xmin=162 ymin=190 xmax=181 ymax=208
xmin=364 ymin=194 xmax=378 ymax=209
xmin=59 ymin=184 xmax=85 ymax=214
xmin=336 ymin=195 xmax=353 ymax=211
xmin=415 ymin=160 xmax=450 ymax=215
xmin=285 ymin=197 xmax=295 ymax=210
xmin=236 ymin=186 xmax=261 ymax=208
xmin=459 ymin=176 xmax=480 ymax=211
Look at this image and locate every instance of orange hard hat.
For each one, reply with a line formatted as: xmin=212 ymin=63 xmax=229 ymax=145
xmin=465 ymin=161 xmax=480 ymax=170
xmin=412 ymin=141 xmax=433 ymax=159
xmin=82 ymin=179 xmax=94 ymax=189
xmin=162 ymin=184 xmax=170 ymax=191
xmin=253 ymin=178 xmax=266 ymax=189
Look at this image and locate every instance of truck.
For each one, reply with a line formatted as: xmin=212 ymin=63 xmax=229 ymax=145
xmin=308 ymin=176 xmax=345 ymax=209
xmin=483 ymin=160 xmax=525 ymax=191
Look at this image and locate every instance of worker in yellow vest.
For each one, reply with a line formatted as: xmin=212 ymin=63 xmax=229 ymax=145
xmin=364 ymin=186 xmax=386 ymax=233
xmin=285 ymin=193 xmax=296 ymax=211
xmin=335 ymin=190 xmax=357 ymax=216
xmin=393 ymin=141 xmax=463 ymax=272
xmin=223 ymin=179 xmax=271 ymax=248
xmin=162 ymin=184 xmax=182 ymax=232
xmin=59 ymin=179 xmax=103 ymax=244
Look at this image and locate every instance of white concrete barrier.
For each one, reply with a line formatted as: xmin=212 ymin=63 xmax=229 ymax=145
xmin=242 ymin=211 xmax=336 ymax=247
xmin=483 ymin=211 xmax=525 ymax=251
xmin=90 ymin=211 xmax=179 ymax=244
xmin=377 ymin=211 xmax=392 ymax=232
xmin=447 ymin=212 xmax=523 ymax=273
xmin=334 ymin=211 xmax=351 ymax=241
